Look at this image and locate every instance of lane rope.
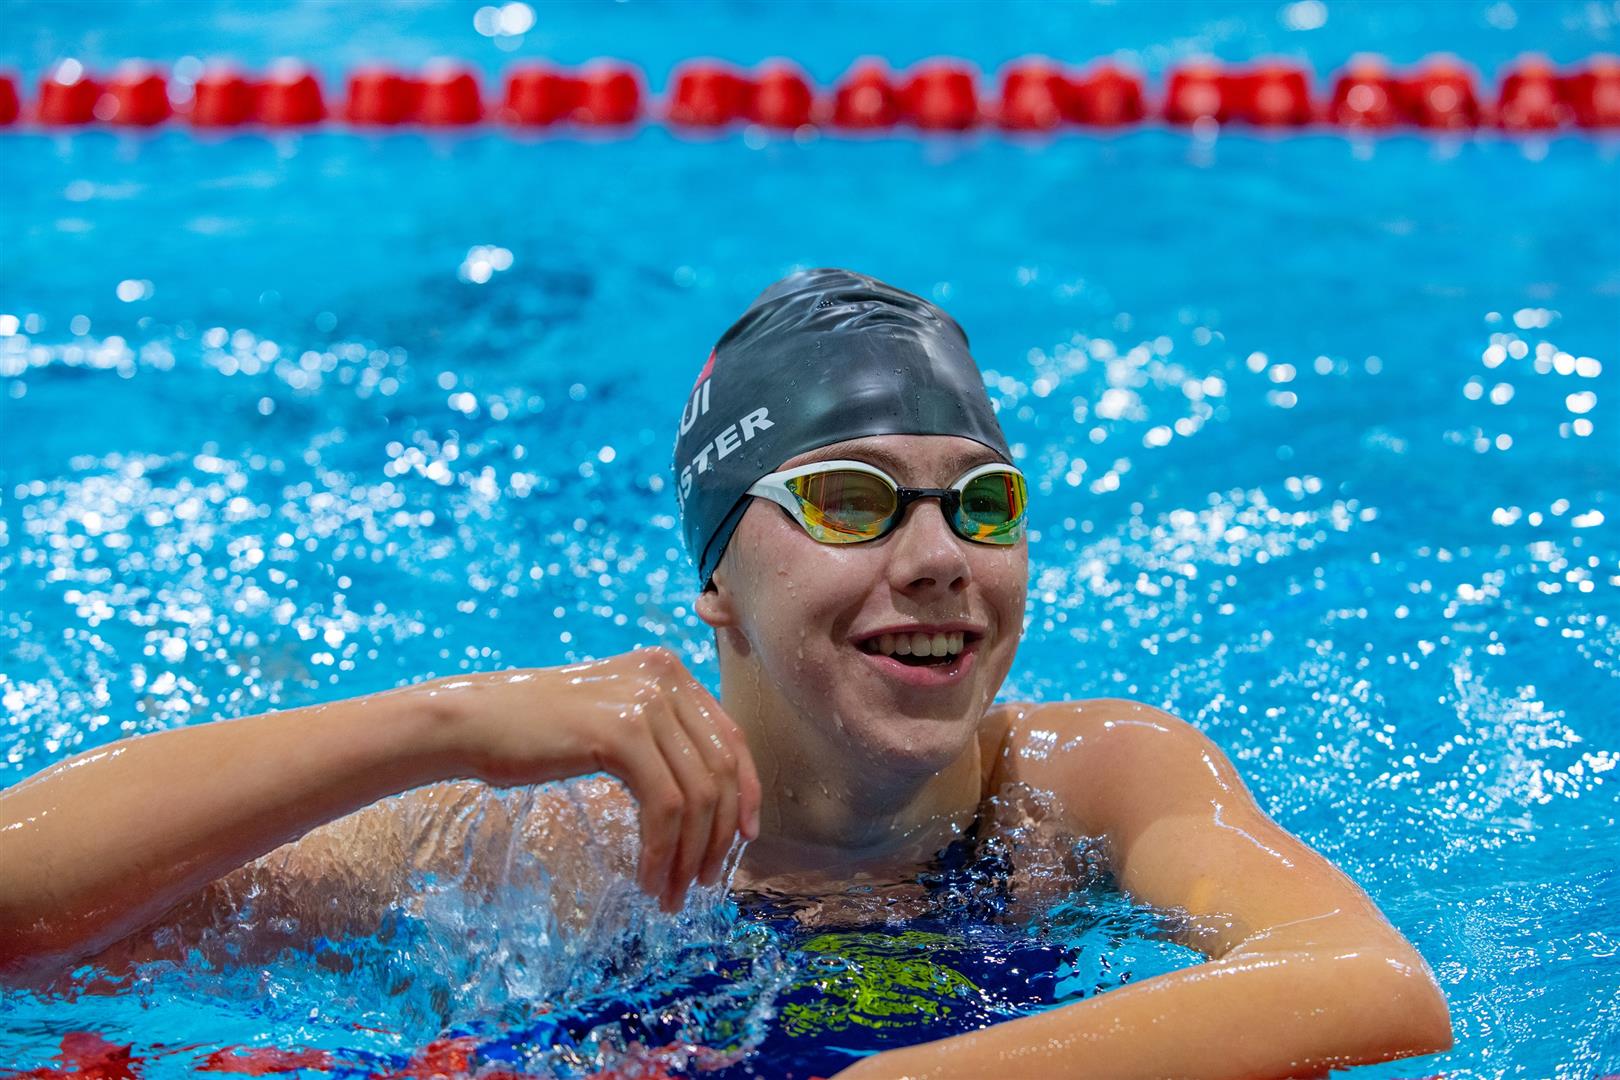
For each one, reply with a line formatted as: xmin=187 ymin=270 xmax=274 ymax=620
xmin=1 ymin=54 xmax=1615 ymax=133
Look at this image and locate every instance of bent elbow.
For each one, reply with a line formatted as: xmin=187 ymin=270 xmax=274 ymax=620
xmin=1363 ymin=947 xmax=1454 ymax=1057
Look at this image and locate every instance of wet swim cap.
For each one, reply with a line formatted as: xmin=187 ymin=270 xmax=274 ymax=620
xmin=673 ymin=267 xmax=1012 ymax=587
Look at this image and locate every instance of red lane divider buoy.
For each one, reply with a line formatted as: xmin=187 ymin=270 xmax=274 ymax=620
xmin=998 ymin=58 xmax=1068 ymax=131
xmin=573 ymin=61 xmax=642 ymax=124
xmin=1227 ymin=61 xmax=1314 ymax=126
xmin=102 ymin=64 xmax=172 ymax=126
xmin=1067 ymin=62 xmax=1146 ymax=126
xmin=831 ymin=60 xmax=900 ymax=129
xmin=1329 ymin=56 xmax=1406 ymax=128
xmin=345 ymin=67 xmax=420 ymax=125
xmin=1401 ymin=55 xmax=1481 ymax=129
xmin=37 ymin=60 xmax=101 ymax=124
xmin=418 ymin=63 xmax=482 ymax=125
xmin=1497 ymin=55 xmax=1566 ymax=131
xmin=0 ymin=73 xmax=19 ymax=125
xmin=257 ymin=63 xmax=325 ymax=126
xmin=497 ymin=60 xmax=644 ymax=125
xmin=1163 ymin=60 xmax=1225 ymax=125
xmin=502 ymin=63 xmax=578 ymax=125
xmin=749 ymin=61 xmax=813 ymax=129
xmin=1564 ymin=54 xmax=1620 ymax=128
xmin=189 ymin=68 xmax=256 ymax=127
xmin=5 ymin=55 xmax=1619 ymax=135
xmin=668 ymin=60 xmax=750 ymax=126
xmin=900 ymin=59 xmax=980 ymax=129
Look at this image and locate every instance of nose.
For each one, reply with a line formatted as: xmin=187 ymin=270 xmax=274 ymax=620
xmin=885 ymin=496 xmax=971 ymax=596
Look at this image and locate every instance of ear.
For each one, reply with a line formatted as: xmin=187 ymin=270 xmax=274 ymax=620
xmin=694 ymin=565 xmax=739 ymax=629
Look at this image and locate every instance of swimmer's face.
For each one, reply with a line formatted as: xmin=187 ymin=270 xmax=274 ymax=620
xmin=697 ymin=434 xmax=1028 ymax=776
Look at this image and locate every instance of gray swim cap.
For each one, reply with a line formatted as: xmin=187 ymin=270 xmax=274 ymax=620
xmin=673 ymin=267 xmax=1012 ymax=587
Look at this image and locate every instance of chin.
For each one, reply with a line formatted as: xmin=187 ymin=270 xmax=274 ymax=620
xmin=838 ymin=709 xmax=979 ymax=778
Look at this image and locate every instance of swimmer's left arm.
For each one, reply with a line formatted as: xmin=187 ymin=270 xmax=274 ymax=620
xmin=831 ymin=698 xmax=1453 ymax=1080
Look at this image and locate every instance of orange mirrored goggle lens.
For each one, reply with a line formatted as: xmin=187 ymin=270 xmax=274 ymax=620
xmin=784 ymin=467 xmax=1027 ymax=545
xmin=786 ymin=470 xmax=897 ymax=541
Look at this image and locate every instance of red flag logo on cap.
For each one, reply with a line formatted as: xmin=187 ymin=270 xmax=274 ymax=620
xmin=692 ymin=347 xmax=716 ymax=391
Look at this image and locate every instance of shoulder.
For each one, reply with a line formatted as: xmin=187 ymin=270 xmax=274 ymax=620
xmin=983 ymin=698 xmax=1238 ymax=836
xmin=988 ymin=696 xmax=1208 ymax=768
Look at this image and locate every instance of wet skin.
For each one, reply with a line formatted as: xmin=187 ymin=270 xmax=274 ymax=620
xmin=0 ymin=432 xmax=1452 ymax=1078
xmin=685 ymin=432 xmax=1453 ymax=1077
xmin=695 ymin=433 xmax=1029 ymax=886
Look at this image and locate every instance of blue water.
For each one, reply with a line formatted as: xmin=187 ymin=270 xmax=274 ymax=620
xmin=3 ymin=2 xmax=1619 ymax=1078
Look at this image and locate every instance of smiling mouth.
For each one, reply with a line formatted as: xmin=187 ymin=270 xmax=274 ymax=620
xmin=855 ymin=631 xmax=979 ymax=667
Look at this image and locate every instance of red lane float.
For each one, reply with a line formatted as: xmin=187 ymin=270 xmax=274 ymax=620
xmin=346 ymin=67 xmax=419 ymax=125
xmin=1401 ymin=55 xmax=1481 ymax=129
xmin=418 ymin=63 xmax=482 ymax=125
xmin=1068 ymin=62 xmax=1146 ymax=126
xmin=0 ymin=73 xmax=19 ymax=125
xmin=502 ymin=63 xmax=577 ymax=125
xmin=667 ymin=60 xmax=750 ymax=126
xmin=37 ymin=61 xmax=100 ymax=124
xmin=832 ymin=59 xmax=900 ymax=129
xmin=101 ymin=64 xmax=171 ymax=125
xmin=901 ymin=59 xmax=980 ymax=129
xmin=190 ymin=67 xmax=256 ymax=126
xmin=1564 ymin=54 xmax=1620 ymax=127
xmin=501 ymin=61 xmax=643 ymax=125
xmin=1163 ymin=60 xmax=1224 ymax=125
xmin=1329 ymin=56 xmax=1406 ymax=128
xmin=998 ymin=57 xmax=1068 ymax=131
xmin=574 ymin=61 xmax=642 ymax=124
xmin=7 ymin=55 xmax=1620 ymax=135
xmin=1227 ymin=61 xmax=1314 ymax=126
xmin=257 ymin=63 xmax=325 ymax=126
xmin=1497 ymin=56 xmax=1565 ymax=130
xmin=749 ymin=61 xmax=814 ymax=129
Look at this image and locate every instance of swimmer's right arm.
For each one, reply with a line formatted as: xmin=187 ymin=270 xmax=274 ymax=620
xmin=0 ymin=646 xmax=761 ymax=980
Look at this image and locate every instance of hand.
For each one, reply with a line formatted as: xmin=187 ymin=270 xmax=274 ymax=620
xmin=419 ymin=647 xmax=762 ymax=913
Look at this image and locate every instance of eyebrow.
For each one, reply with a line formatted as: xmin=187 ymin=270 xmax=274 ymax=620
xmin=794 ymin=442 xmax=1004 ymax=481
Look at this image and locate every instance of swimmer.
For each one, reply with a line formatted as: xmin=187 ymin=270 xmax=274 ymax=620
xmin=0 ymin=269 xmax=1452 ymax=1077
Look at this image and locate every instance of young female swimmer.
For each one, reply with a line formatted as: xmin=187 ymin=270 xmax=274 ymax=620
xmin=0 ymin=269 xmax=1452 ymax=1079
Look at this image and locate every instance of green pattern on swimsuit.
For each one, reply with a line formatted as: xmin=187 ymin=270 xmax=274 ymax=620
xmin=778 ymin=930 xmax=982 ymax=1037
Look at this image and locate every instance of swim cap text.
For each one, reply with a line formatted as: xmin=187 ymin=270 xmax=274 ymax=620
xmin=678 ymin=405 xmax=773 ymax=505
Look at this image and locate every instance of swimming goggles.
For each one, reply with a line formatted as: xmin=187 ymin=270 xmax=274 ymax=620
xmin=746 ymin=459 xmax=1029 ymax=546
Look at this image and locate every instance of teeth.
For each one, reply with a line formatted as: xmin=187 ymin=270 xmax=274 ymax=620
xmin=861 ymin=631 xmax=968 ymax=658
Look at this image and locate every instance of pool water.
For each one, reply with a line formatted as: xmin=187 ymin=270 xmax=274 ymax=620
xmin=3 ymin=2 xmax=1619 ymax=1077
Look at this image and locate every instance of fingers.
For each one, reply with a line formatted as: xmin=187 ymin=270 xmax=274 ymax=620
xmin=678 ymin=709 xmax=741 ymax=888
xmin=605 ymin=649 xmax=763 ymax=913
xmin=678 ymin=673 xmax=762 ymax=842
xmin=648 ymin=711 xmax=716 ymax=912
xmin=716 ymin=704 xmax=763 ymax=841
xmin=604 ymin=718 xmax=685 ymax=903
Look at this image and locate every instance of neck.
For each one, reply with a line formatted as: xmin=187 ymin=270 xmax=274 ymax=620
xmin=721 ymin=666 xmax=983 ymax=886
